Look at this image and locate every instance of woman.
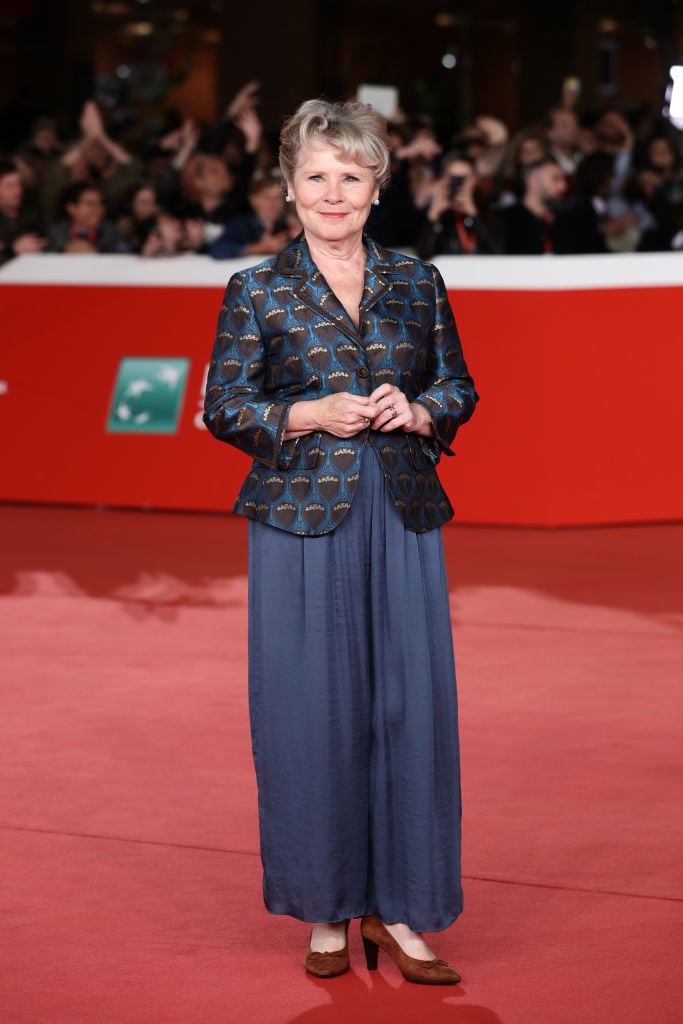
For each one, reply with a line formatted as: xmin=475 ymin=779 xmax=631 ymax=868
xmin=117 ymin=182 xmax=160 ymax=253
xmin=209 ymin=168 xmax=295 ymax=259
xmin=204 ymin=99 xmax=478 ymax=984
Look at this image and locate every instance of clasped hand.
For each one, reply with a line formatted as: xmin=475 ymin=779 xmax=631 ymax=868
xmin=315 ymin=384 xmax=429 ymax=438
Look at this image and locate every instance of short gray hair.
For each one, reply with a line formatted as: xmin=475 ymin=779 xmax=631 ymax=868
xmin=279 ymin=98 xmax=391 ymax=189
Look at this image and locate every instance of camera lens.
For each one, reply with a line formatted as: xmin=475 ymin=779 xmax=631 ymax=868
xmin=448 ymin=175 xmax=466 ymax=200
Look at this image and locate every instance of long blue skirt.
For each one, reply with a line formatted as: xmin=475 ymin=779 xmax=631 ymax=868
xmin=247 ymin=447 xmax=462 ymax=932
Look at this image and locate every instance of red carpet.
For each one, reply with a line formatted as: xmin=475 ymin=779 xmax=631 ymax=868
xmin=1 ymin=505 xmax=681 ymax=1023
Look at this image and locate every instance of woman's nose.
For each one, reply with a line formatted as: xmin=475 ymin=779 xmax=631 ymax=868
xmin=323 ymin=183 xmax=342 ymax=203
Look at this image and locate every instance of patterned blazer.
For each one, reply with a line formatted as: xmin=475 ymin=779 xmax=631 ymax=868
xmin=204 ymin=235 xmax=478 ymax=535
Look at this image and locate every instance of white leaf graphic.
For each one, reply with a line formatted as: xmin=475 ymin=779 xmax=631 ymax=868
xmin=156 ymin=364 xmax=182 ymax=388
xmin=126 ymin=379 xmax=153 ymax=398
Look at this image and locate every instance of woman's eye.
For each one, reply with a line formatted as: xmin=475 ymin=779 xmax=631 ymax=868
xmin=345 ymin=176 xmax=359 ymax=183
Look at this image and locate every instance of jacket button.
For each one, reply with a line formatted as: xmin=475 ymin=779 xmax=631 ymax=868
xmin=357 ymin=366 xmax=371 ymax=378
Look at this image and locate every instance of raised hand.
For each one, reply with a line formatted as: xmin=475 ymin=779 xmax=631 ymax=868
xmin=235 ymin=105 xmax=263 ymax=153
xmin=80 ymin=100 xmax=105 ymax=140
xmin=225 ymin=80 xmax=260 ymax=120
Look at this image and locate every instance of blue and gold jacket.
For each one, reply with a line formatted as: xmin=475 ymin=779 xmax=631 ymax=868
xmin=203 ymin=236 xmax=478 ymax=535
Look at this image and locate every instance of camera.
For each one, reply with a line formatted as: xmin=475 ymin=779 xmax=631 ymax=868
xmin=448 ymin=175 xmax=466 ymax=201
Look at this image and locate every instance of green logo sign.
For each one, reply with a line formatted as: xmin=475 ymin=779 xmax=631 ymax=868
xmin=107 ymin=357 xmax=189 ymax=434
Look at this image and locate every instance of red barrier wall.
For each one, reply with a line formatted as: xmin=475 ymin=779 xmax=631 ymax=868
xmin=1 ymin=254 xmax=682 ymax=525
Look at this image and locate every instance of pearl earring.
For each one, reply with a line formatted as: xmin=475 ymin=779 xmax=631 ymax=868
xmin=372 ymin=198 xmax=380 ymax=206
xmin=285 ymin=195 xmax=293 ymax=202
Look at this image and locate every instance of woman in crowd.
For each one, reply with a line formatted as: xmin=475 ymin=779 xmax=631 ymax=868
xmin=117 ymin=181 xmax=160 ymax=253
xmin=209 ymin=167 xmax=294 ymax=259
xmin=204 ymin=99 xmax=478 ymax=984
xmin=497 ymin=129 xmax=550 ymax=207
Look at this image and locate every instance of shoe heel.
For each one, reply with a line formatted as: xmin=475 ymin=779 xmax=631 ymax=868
xmin=362 ymin=935 xmax=379 ymax=971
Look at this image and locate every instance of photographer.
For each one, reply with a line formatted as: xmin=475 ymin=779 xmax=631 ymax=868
xmin=417 ymin=151 xmax=499 ymax=259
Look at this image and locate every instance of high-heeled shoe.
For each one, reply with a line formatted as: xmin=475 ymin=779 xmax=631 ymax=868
xmin=303 ymin=920 xmax=351 ymax=978
xmin=360 ymin=915 xmax=461 ymax=985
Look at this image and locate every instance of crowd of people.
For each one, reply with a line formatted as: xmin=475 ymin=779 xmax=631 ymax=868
xmin=1 ymin=79 xmax=682 ymax=266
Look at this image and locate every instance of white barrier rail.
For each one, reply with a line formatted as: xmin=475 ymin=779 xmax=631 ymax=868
xmin=1 ymin=251 xmax=683 ymax=290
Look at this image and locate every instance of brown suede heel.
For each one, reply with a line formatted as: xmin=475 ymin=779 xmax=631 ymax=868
xmin=304 ymin=921 xmax=351 ymax=978
xmin=360 ymin=915 xmax=461 ymax=985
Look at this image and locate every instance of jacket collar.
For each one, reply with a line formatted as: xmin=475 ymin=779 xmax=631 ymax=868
xmin=276 ymin=233 xmax=394 ymax=343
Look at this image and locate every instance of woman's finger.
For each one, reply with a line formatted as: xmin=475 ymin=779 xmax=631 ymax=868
xmin=368 ymin=382 xmax=397 ymax=403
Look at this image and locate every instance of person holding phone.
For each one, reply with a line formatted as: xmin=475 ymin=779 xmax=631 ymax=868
xmin=417 ymin=151 xmax=499 ymax=259
xmin=210 ymin=167 xmax=298 ymax=259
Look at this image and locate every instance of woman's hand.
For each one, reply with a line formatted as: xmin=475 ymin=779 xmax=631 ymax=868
xmin=285 ymin=393 xmax=380 ymax=440
xmin=244 ymin=229 xmax=289 ymax=255
xmin=369 ymin=384 xmax=434 ymax=436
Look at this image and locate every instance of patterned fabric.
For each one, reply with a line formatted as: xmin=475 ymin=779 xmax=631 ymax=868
xmin=204 ymin=235 xmax=478 ymax=535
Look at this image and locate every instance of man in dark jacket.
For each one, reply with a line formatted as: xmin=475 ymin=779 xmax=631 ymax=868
xmin=497 ymin=158 xmax=567 ymax=254
xmin=552 ymin=153 xmax=615 ymax=254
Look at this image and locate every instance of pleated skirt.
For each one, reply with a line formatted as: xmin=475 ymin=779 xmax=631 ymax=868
xmin=247 ymin=446 xmax=463 ymax=932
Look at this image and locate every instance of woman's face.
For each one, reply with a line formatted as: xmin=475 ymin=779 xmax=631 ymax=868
xmin=132 ymin=187 xmax=158 ymax=221
xmin=249 ymin=184 xmax=284 ymax=228
xmin=289 ymin=141 xmax=379 ymax=247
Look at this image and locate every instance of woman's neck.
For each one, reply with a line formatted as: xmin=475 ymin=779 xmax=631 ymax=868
xmin=305 ymin=231 xmax=366 ymax=269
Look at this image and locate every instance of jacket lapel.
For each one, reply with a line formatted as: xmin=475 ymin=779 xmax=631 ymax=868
xmin=360 ymin=236 xmax=392 ymax=321
xmin=277 ymin=235 xmax=394 ymax=349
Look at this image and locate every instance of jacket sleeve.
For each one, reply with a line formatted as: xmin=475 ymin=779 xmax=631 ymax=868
xmin=203 ymin=271 xmax=294 ymax=469
xmin=412 ymin=264 xmax=479 ymax=456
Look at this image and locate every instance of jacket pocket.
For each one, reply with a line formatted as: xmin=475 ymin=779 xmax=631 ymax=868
xmin=405 ymin=435 xmax=440 ymax=470
xmin=277 ymin=432 xmax=323 ymax=471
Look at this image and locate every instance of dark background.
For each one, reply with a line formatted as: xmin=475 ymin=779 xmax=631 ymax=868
xmin=1 ymin=0 xmax=682 ymax=145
